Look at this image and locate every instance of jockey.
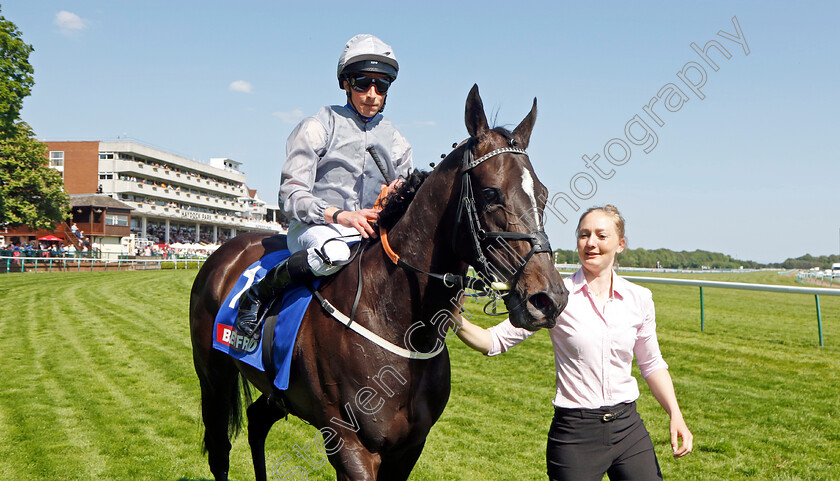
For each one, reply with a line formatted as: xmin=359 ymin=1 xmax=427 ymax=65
xmin=234 ymin=34 xmax=413 ymax=338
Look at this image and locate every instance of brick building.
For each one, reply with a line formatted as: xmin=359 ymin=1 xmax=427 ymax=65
xmin=2 ymin=140 xmax=284 ymax=258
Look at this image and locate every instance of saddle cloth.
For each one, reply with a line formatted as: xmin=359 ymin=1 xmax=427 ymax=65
xmin=212 ymin=249 xmax=320 ymax=390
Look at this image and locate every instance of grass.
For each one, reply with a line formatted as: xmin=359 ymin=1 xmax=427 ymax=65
xmin=0 ymin=269 xmax=837 ymax=480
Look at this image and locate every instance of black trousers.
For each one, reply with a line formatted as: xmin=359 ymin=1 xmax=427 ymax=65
xmin=546 ymin=402 xmax=662 ymax=481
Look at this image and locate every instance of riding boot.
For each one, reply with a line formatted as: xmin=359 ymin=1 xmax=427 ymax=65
xmin=233 ymin=250 xmax=315 ymax=337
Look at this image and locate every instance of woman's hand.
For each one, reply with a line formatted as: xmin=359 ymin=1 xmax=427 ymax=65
xmin=669 ymin=413 xmax=693 ymax=458
xmin=644 ymin=369 xmax=693 ymax=458
xmin=453 ymin=313 xmax=494 ymax=354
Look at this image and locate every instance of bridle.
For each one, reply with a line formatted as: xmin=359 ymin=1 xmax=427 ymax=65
xmin=378 ymin=138 xmax=553 ymax=308
xmin=309 ymin=138 xmax=554 ymax=358
xmin=451 ymin=138 xmax=553 ymax=297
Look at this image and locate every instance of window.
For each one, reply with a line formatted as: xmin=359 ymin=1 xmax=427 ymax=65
xmin=105 ymin=214 xmax=129 ymax=227
xmin=99 ymin=153 xmax=114 ymax=160
xmin=99 ymin=174 xmax=113 ymax=180
xmin=49 ymin=151 xmax=64 ymax=168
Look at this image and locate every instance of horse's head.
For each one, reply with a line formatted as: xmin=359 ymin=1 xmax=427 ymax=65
xmin=454 ymin=85 xmax=569 ymax=330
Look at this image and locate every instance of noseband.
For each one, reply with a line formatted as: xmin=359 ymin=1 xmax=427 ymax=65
xmin=377 ymin=139 xmax=552 ymax=310
xmin=452 ymin=138 xmax=553 ymax=295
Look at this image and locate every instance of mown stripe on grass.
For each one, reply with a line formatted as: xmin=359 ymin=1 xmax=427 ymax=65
xmin=0 ymin=271 xmax=210 ymax=480
xmin=0 ymin=276 xmax=107 ymax=479
xmin=2 ymin=269 xmax=839 ymax=480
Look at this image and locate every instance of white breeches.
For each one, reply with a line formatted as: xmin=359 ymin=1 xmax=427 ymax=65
xmin=286 ymin=220 xmax=361 ymax=277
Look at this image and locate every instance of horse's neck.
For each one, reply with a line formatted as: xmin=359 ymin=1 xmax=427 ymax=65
xmin=364 ymin=163 xmax=466 ymax=344
xmin=387 ymin=164 xmax=465 ymax=283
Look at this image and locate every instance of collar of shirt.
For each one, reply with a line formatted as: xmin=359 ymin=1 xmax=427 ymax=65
xmin=569 ymin=269 xmax=626 ymax=301
xmin=344 ymin=102 xmax=379 ymax=124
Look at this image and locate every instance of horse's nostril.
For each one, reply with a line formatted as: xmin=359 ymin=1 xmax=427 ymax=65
xmin=529 ymin=292 xmax=554 ymax=312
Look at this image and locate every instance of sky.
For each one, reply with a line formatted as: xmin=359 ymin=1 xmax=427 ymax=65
xmin=5 ymin=1 xmax=839 ymax=264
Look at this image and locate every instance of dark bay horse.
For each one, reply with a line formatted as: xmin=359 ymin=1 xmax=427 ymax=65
xmin=189 ymin=85 xmax=569 ymax=481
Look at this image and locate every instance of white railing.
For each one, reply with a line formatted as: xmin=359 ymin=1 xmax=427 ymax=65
xmin=0 ymin=256 xmax=206 ymax=273
xmin=627 ymin=276 xmax=840 ymax=295
xmin=797 ymin=270 xmax=839 ymax=287
xmin=623 ymin=275 xmax=839 ymax=347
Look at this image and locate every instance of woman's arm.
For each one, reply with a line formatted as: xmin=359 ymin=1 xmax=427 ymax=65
xmin=455 ymin=314 xmax=493 ymax=354
xmin=454 ymin=314 xmax=493 ymax=355
xmin=644 ymin=369 xmax=693 ymax=458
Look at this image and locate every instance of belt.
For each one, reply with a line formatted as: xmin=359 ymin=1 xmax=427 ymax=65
xmin=554 ymin=402 xmax=633 ymax=422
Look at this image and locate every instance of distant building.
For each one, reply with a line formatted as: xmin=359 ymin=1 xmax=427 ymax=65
xmin=3 ymin=140 xmax=284 ymax=258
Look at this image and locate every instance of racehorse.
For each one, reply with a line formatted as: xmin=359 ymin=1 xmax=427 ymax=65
xmin=189 ymin=85 xmax=569 ymax=481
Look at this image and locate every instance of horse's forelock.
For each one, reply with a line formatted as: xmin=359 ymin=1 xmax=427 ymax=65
xmin=489 ymin=126 xmax=515 ymax=141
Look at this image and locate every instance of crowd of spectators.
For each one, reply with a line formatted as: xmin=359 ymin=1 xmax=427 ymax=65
xmin=143 ymin=225 xmax=215 ymax=244
xmin=119 ymin=193 xmax=240 ymax=218
xmin=0 ymin=238 xmax=98 ymax=258
xmin=116 ymin=153 xmax=240 ymax=189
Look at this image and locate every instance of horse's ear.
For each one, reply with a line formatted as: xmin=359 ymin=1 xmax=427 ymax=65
xmin=465 ymin=84 xmax=488 ymax=138
xmin=512 ymin=97 xmax=537 ymax=149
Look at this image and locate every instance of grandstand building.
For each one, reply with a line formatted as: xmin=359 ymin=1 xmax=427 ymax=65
xmin=5 ymin=140 xmax=285 ymax=258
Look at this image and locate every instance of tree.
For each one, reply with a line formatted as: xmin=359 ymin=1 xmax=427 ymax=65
xmin=0 ymin=9 xmax=34 ymax=138
xmin=0 ymin=8 xmax=69 ymax=229
xmin=0 ymin=122 xmax=70 ymax=229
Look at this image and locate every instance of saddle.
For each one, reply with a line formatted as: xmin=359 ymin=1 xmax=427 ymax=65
xmin=213 ymin=234 xmax=323 ymax=390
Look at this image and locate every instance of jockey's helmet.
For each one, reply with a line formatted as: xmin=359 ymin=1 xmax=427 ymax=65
xmin=337 ymin=34 xmax=399 ymax=89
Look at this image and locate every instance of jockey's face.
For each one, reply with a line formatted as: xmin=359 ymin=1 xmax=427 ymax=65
xmin=344 ymin=72 xmax=387 ymax=118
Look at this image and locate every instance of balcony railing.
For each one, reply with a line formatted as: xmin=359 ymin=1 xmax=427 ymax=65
xmin=111 ymin=180 xmax=246 ymax=211
xmin=107 ymin=159 xmax=247 ymax=197
xmin=126 ymin=201 xmax=285 ymax=233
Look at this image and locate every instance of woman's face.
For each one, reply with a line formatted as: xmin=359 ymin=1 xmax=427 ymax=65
xmin=576 ymin=211 xmax=625 ymax=275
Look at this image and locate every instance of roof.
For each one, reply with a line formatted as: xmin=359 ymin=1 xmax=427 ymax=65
xmin=70 ymin=194 xmax=134 ymax=210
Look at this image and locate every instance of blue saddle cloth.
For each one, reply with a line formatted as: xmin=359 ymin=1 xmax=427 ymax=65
xmin=212 ymin=249 xmax=319 ymax=390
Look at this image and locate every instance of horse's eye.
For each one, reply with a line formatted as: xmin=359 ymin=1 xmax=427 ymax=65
xmin=482 ymin=188 xmax=502 ymax=205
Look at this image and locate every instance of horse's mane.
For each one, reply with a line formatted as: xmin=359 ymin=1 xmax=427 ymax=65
xmin=377 ymin=168 xmax=431 ymax=230
xmin=376 ymin=129 xmax=514 ymax=231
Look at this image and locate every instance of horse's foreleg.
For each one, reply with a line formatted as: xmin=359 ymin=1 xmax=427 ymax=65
xmin=330 ymin=440 xmax=382 ymax=481
xmin=247 ymin=394 xmax=288 ymax=481
xmin=376 ymin=442 xmax=425 ymax=481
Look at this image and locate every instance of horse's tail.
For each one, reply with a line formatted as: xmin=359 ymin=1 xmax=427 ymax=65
xmin=230 ymin=372 xmax=253 ymax=441
xmin=198 ymin=366 xmax=253 ymax=454
xmin=190 ymin=248 xmax=254 ymax=457
xmin=190 ymin=232 xmax=283 ymax=478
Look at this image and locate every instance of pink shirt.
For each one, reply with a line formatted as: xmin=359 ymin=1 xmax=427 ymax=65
xmin=487 ymin=269 xmax=668 ymax=409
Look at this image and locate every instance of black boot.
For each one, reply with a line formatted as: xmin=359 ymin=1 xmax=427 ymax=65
xmin=233 ymin=250 xmax=315 ymax=338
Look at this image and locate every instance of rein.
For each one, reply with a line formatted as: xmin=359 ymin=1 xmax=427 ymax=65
xmin=311 ymin=139 xmax=551 ymax=359
xmin=379 ymin=228 xmax=488 ymax=291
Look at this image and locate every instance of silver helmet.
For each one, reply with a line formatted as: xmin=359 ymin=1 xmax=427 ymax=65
xmin=337 ymin=34 xmax=399 ymax=89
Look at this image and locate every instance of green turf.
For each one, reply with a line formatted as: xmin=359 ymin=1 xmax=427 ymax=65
xmin=0 ymin=269 xmax=837 ymax=480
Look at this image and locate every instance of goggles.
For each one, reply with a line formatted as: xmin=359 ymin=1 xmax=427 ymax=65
xmin=348 ymin=75 xmax=391 ymax=94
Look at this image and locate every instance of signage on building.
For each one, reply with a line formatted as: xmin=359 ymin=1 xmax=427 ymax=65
xmin=181 ymin=211 xmax=213 ymax=221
